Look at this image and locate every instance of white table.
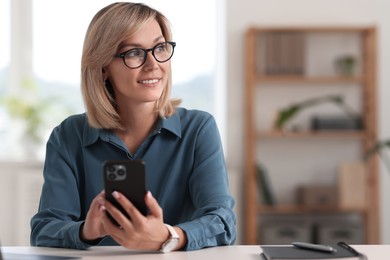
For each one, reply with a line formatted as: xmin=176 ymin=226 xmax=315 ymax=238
xmin=1 ymin=245 xmax=389 ymax=259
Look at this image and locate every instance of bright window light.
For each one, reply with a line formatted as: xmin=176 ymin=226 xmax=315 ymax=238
xmin=33 ymin=0 xmax=219 ymax=113
xmin=0 ymin=0 xmax=10 ymax=70
xmin=1 ymin=0 xmax=224 ymax=160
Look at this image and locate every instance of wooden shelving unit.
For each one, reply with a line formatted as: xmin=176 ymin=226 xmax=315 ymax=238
xmin=257 ymin=130 xmax=365 ymax=139
xmin=244 ymin=26 xmax=379 ymax=244
xmin=259 ymin=204 xmax=367 ymax=215
xmin=254 ymin=75 xmax=363 ymax=84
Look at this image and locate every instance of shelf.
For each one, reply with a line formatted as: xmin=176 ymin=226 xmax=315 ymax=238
xmin=254 ymin=75 xmax=363 ymax=84
xmin=258 ymin=204 xmax=366 ymax=215
xmin=244 ymin=25 xmax=379 ymax=244
xmin=256 ymin=130 xmax=365 ymax=139
xmin=250 ymin=26 xmax=373 ymax=33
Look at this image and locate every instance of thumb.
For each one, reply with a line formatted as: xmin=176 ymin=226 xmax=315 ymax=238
xmin=145 ymin=191 xmax=163 ymax=219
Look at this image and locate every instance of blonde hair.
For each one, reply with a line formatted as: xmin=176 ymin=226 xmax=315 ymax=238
xmin=81 ymin=2 xmax=181 ymax=129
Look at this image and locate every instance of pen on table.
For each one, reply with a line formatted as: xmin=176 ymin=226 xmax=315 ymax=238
xmin=337 ymin=241 xmax=367 ymax=260
xmin=292 ymin=242 xmax=337 ymax=253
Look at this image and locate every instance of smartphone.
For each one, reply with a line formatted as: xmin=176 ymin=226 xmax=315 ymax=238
xmin=103 ymin=160 xmax=148 ymax=225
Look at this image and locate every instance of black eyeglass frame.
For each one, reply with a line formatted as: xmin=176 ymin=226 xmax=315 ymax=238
xmin=114 ymin=41 xmax=176 ymax=69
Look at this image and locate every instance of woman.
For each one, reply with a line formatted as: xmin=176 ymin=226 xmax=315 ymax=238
xmin=30 ymin=2 xmax=236 ymax=252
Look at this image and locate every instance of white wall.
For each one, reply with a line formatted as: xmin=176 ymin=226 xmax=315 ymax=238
xmin=225 ymin=0 xmax=390 ymax=244
xmin=0 ymin=162 xmax=43 ymax=245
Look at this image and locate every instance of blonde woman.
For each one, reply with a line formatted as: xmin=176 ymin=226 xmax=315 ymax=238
xmin=30 ymin=2 xmax=236 ymax=252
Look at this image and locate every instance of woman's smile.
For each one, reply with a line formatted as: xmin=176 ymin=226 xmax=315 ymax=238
xmin=138 ymin=78 xmax=161 ymax=86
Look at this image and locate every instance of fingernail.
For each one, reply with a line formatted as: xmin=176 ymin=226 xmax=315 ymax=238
xmin=100 ymin=205 xmax=106 ymax=212
xmin=147 ymin=191 xmax=152 ymax=198
xmin=112 ymin=191 xmax=119 ymax=199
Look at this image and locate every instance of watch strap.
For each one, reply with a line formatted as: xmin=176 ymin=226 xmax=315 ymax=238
xmin=165 ymin=224 xmax=179 ymax=238
xmin=159 ymin=224 xmax=179 ymax=253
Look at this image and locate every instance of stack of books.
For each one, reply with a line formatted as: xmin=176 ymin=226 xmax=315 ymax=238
xmin=256 ymin=32 xmax=305 ymax=76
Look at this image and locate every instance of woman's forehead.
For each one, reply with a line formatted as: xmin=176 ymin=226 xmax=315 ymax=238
xmin=119 ymin=20 xmax=165 ymax=48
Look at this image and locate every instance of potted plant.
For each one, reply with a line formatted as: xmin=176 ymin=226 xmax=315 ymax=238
xmin=274 ymin=94 xmax=359 ymax=131
xmin=0 ymin=79 xmax=72 ymax=157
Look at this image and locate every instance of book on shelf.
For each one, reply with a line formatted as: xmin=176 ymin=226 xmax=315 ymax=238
xmin=256 ymin=163 xmax=275 ymax=205
xmin=260 ymin=32 xmax=305 ymax=76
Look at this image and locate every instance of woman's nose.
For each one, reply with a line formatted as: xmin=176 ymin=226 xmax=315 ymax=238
xmin=142 ymin=51 xmax=159 ymax=70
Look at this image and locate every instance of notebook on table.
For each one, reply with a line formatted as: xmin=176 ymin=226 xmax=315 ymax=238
xmin=260 ymin=242 xmax=366 ymax=260
xmin=0 ymin=244 xmax=80 ymax=260
xmin=1 ymin=254 xmax=79 ymax=260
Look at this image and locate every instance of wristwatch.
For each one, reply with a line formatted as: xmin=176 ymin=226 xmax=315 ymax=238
xmin=159 ymin=224 xmax=180 ymax=253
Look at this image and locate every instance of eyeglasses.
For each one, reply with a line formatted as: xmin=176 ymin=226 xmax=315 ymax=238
xmin=114 ymin=41 xmax=176 ymax=69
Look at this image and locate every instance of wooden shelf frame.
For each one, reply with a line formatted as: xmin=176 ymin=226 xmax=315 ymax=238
xmin=254 ymin=75 xmax=363 ymax=84
xmin=256 ymin=130 xmax=366 ymax=139
xmin=244 ymin=26 xmax=379 ymax=244
xmin=259 ymin=204 xmax=367 ymax=215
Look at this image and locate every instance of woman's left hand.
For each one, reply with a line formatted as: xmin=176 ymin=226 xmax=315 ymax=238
xmin=101 ymin=191 xmax=170 ymax=250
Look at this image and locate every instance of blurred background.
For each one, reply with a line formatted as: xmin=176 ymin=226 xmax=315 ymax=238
xmin=0 ymin=0 xmax=389 ymax=246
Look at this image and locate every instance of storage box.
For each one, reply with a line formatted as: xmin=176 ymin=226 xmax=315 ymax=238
xmin=260 ymin=222 xmax=312 ymax=245
xmin=297 ymin=185 xmax=338 ymax=207
xmin=338 ymin=162 xmax=367 ymax=210
xmin=317 ymin=223 xmax=364 ymax=244
xmin=311 ymin=116 xmax=363 ymax=130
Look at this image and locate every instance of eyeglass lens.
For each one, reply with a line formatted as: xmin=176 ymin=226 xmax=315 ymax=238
xmin=123 ymin=42 xmax=174 ymax=68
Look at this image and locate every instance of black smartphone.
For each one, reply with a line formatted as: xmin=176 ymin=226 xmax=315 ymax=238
xmin=103 ymin=160 xmax=148 ymax=225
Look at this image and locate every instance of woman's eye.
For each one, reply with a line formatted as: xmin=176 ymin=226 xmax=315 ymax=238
xmin=155 ymin=44 xmax=167 ymax=53
xmin=126 ymin=49 xmax=143 ymax=58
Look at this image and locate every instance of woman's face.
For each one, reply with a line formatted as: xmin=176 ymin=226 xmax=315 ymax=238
xmin=104 ymin=19 xmax=170 ymax=108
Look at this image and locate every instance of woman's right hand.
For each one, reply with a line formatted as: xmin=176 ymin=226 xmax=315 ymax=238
xmin=81 ymin=191 xmax=108 ymax=242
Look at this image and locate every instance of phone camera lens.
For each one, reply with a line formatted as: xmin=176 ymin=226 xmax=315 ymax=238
xmin=108 ymin=173 xmax=116 ymax=180
xmin=117 ymin=169 xmax=125 ymax=176
xmin=108 ymin=165 xmax=116 ymax=172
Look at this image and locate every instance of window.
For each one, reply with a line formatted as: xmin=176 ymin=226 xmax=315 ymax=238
xmin=1 ymin=0 xmax=225 ymax=160
xmin=0 ymin=0 xmax=10 ymax=157
xmin=0 ymin=0 xmax=10 ymax=72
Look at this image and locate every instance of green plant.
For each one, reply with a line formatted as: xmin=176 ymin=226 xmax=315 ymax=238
xmin=366 ymin=139 xmax=390 ymax=174
xmin=0 ymin=79 xmax=64 ymax=144
xmin=274 ymin=94 xmax=359 ymax=130
xmin=336 ymin=55 xmax=357 ymax=76
xmin=274 ymin=94 xmax=390 ymax=175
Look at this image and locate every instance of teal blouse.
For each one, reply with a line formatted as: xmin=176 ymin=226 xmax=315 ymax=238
xmin=30 ymin=108 xmax=236 ymax=250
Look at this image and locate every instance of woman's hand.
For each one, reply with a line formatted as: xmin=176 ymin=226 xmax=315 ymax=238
xmin=101 ymin=191 xmax=171 ymax=250
xmin=81 ymin=191 xmax=108 ymax=242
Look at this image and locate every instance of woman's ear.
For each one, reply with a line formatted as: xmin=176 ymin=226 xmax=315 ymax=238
xmin=102 ymin=68 xmax=108 ymax=81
